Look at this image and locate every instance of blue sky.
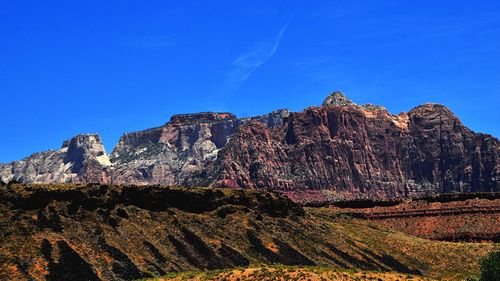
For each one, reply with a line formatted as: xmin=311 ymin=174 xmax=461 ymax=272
xmin=1 ymin=1 xmax=499 ymax=163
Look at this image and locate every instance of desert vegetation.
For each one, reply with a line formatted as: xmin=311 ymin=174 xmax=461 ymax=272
xmin=1 ymin=184 xmax=498 ymax=280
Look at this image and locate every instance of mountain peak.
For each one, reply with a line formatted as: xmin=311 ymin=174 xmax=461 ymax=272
xmin=64 ymin=133 xmax=111 ymax=169
xmin=322 ymin=91 xmax=355 ymax=107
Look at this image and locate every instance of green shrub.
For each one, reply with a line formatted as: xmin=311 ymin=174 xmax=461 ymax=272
xmin=479 ymin=251 xmax=500 ymax=281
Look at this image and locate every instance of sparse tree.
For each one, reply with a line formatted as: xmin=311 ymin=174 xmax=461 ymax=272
xmin=479 ymin=251 xmax=500 ymax=281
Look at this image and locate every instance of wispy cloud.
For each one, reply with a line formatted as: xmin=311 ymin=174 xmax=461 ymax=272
xmin=201 ymin=1 xmax=300 ymax=112
xmin=221 ymin=14 xmax=295 ymax=96
xmin=230 ymin=23 xmax=289 ymax=84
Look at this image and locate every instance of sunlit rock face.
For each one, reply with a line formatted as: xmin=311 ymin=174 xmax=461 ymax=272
xmin=108 ymin=110 xmax=291 ymax=186
xmin=1 ymin=93 xmax=498 ymax=203
xmin=322 ymin=91 xmax=355 ymax=107
xmin=109 ymin=112 xmax=241 ymax=185
xmin=0 ymin=134 xmax=110 ymax=184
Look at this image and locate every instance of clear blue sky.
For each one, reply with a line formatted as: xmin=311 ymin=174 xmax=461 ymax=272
xmin=1 ymin=1 xmax=499 ymax=163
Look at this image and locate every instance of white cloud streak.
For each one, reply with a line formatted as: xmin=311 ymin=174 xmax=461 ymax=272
xmin=222 ymin=17 xmax=292 ymax=95
xmin=233 ymin=23 xmax=288 ymax=81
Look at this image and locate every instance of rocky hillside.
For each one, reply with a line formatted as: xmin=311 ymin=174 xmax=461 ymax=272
xmin=1 ymin=92 xmax=498 ymax=202
xmin=329 ymin=193 xmax=500 ymax=242
xmin=0 ymin=183 xmax=495 ymax=281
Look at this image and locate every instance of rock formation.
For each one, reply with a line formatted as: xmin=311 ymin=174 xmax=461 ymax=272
xmin=0 ymin=134 xmax=110 ymax=184
xmin=109 ymin=112 xmax=241 ymax=185
xmin=322 ymin=91 xmax=355 ymax=107
xmin=342 ymin=193 xmax=500 ymax=242
xmin=211 ymin=97 xmax=499 ymax=201
xmin=1 ymin=92 xmax=498 ymax=202
xmin=107 ymin=110 xmax=291 ymax=186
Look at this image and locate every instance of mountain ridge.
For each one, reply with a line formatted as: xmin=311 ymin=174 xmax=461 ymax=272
xmin=1 ymin=92 xmax=498 ymax=202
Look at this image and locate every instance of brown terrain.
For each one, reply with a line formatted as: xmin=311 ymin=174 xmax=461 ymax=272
xmin=152 ymin=266 xmax=434 ymax=281
xmin=1 ymin=183 xmax=497 ymax=281
xmin=330 ymin=193 xmax=500 ymax=242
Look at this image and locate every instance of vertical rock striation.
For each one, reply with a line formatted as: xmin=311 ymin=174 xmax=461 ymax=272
xmin=209 ymin=94 xmax=499 ymax=202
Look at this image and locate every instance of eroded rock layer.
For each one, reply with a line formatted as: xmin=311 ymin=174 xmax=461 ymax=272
xmin=334 ymin=193 xmax=500 ymax=242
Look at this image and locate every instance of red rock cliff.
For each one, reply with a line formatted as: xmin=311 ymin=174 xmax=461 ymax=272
xmin=209 ymin=93 xmax=499 ymax=202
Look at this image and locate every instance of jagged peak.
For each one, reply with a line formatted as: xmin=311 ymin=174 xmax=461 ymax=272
xmin=322 ymin=91 xmax=355 ymax=107
xmin=322 ymin=92 xmax=389 ymax=112
xmin=360 ymin=103 xmax=387 ymax=111
xmin=409 ymin=103 xmax=454 ymax=115
xmin=63 ymin=133 xmax=111 ymax=167
xmin=268 ymin=108 xmax=290 ymax=115
xmin=61 ymin=133 xmax=103 ymax=149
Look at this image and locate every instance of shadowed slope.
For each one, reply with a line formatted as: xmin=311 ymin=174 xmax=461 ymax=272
xmin=0 ymin=183 xmax=496 ymax=280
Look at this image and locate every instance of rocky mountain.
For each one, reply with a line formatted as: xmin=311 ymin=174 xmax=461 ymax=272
xmin=209 ymin=94 xmax=500 ymax=201
xmin=1 ymin=92 xmax=498 ymax=202
xmin=109 ymin=110 xmax=289 ymax=186
xmin=0 ymin=134 xmax=111 ymax=184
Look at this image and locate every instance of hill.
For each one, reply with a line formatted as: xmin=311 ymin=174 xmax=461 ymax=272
xmin=0 ymin=183 xmax=497 ymax=280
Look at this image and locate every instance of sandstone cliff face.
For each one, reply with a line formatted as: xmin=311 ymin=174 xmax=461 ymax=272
xmin=1 ymin=92 xmax=498 ymax=202
xmin=210 ymin=94 xmax=499 ymax=202
xmin=109 ymin=112 xmax=241 ymax=185
xmin=406 ymin=104 xmax=499 ymax=194
xmin=108 ymin=110 xmax=290 ymax=186
xmin=0 ymin=134 xmax=110 ymax=184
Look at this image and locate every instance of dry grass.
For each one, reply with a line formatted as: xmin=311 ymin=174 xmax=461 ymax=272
xmin=146 ymin=266 xmax=435 ymax=281
xmin=0 ymin=184 xmax=497 ymax=280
